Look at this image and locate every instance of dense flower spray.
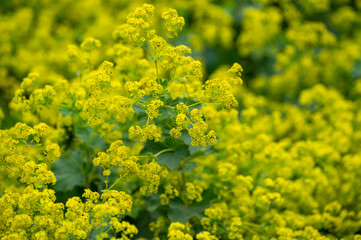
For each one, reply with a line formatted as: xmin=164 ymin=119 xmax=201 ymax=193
xmin=1 ymin=0 xmax=361 ymax=239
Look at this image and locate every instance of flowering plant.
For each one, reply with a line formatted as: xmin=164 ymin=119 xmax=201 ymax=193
xmin=1 ymin=1 xmax=361 ymax=240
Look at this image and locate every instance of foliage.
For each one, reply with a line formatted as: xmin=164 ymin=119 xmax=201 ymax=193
xmin=1 ymin=0 xmax=361 ymax=240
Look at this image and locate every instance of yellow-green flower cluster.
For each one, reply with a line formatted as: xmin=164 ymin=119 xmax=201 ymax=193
xmin=110 ymin=218 xmax=138 ymax=240
xmin=93 ymin=140 xmax=130 ymax=170
xmin=172 ymin=106 xmax=217 ymax=147
xmin=138 ymin=162 xmax=168 ymax=195
xmin=129 ymin=124 xmax=162 ymax=143
xmin=0 ymin=187 xmax=65 ymax=239
xmin=122 ymin=4 xmax=155 ymax=46
xmin=146 ymin=100 xmax=164 ymax=119
xmin=160 ymin=185 xmax=179 ymax=205
xmin=185 ymin=182 xmax=203 ymax=202
xmin=79 ymin=61 xmax=134 ymax=130
xmin=238 ymin=7 xmax=282 ymax=55
xmin=203 ymin=63 xmax=243 ymax=109
xmin=0 ymin=122 xmax=60 ymax=191
xmin=125 ymin=77 xmax=163 ymax=98
xmin=190 ymin=2 xmax=234 ymax=50
xmin=21 ymin=161 xmax=56 ymax=188
xmin=80 ymin=37 xmax=101 ymax=52
xmin=167 ymin=222 xmax=193 ymax=240
xmin=196 ymin=231 xmax=219 ymax=240
xmin=44 ymin=143 xmax=61 ymax=162
xmin=162 ymin=9 xmax=185 ymax=38
xmin=286 ymin=22 xmax=336 ymax=51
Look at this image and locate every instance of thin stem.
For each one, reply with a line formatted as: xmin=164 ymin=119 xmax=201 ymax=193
xmin=79 ymin=72 xmax=82 ymax=87
xmin=156 ymin=43 xmax=166 ymax=58
xmin=105 ymin=174 xmax=109 ymax=190
xmin=244 ymin=225 xmax=259 ymax=235
xmin=244 ymin=221 xmax=261 ymax=228
xmin=134 ymin=155 xmax=151 ymax=158
xmin=167 ymin=78 xmax=174 ymax=88
xmin=183 ymin=83 xmax=191 ymax=104
xmin=155 ymin=60 xmax=159 ymax=80
xmin=187 ymin=102 xmax=202 ymax=108
xmin=100 ymin=224 xmax=104 ymax=239
xmin=5 ymin=164 xmax=21 ymax=177
xmin=153 ymin=46 xmax=160 ymax=81
xmin=142 ymin=46 xmax=154 ymax=60
xmin=163 ymin=69 xmax=176 ymax=92
xmin=108 ymin=177 xmax=123 ymax=191
xmin=154 ymin=148 xmax=174 ymax=158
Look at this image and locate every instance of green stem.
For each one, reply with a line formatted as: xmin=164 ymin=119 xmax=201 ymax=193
xmin=244 ymin=225 xmax=259 ymax=235
xmin=155 ymin=60 xmax=159 ymax=80
xmin=100 ymin=224 xmax=104 ymax=239
xmin=154 ymin=148 xmax=174 ymax=158
xmin=167 ymin=78 xmax=174 ymax=88
xmin=108 ymin=177 xmax=123 ymax=191
xmin=244 ymin=221 xmax=260 ymax=228
xmin=134 ymin=155 xmax=151 ymax=158
xmin=158 ymin=44 xmax=166 ymax=55
xmin=142 ymin=46 xmax=154 ymax=60
xmin=5 ymin=164 xmax=21 ymax=177
xmin=187 ymin=102 xmax=202 ymax=108
xmin=79 ymin=72 xmax=82 ymax=87
xmin=183 ymin=83 xmax=191 ymax=104
xmin=105 ymin=174 xmax=109 ymax=190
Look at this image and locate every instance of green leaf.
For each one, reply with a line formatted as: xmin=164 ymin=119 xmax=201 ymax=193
xmin=144 ymin=194 xmax=161 ymax=212
xmin=75 ymin=126 xmax=92 ymax=143
xmin=90 ymin=225 xmax=115 ymax=240
xmin=159 ymin=91 xmax=173 ymax=105
xmin=352 ymin=59 xmax=361 ymax=79
xmin=157 ymin=107 xmax=176 ymax=130
xmin=132 ymin=104 xmax=148 ymax=123
xmin=158 ymin=107 xmax=176 ymax=119
xmin=133 ymin=210 xmax=156 ymax=238
xmin=168 ymin=188 xmax=216 ymax=223
xmin=141 ymin=138 xmax=191 ymax=170
xmin=179 ymin=132 xmax=205 ymax=155
xmin=53 ymin=150 xmax=85 ymax=191
xmin=159 ymin=78 xmax=168 ymax=88
xmin=168 ymin=200 xmax=209 ymax=224
xmin=141 ymin=140 xmax=168 ymax=154
xmin=58 ymin=104 xmax=73 ymax=117
xmin=179 ymin=161 xmax=198 ymax=173
xmin=90 ymin=134 xmax=106 ymax=150
xmin=157 ymin=144 xmax=190 ymax=170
